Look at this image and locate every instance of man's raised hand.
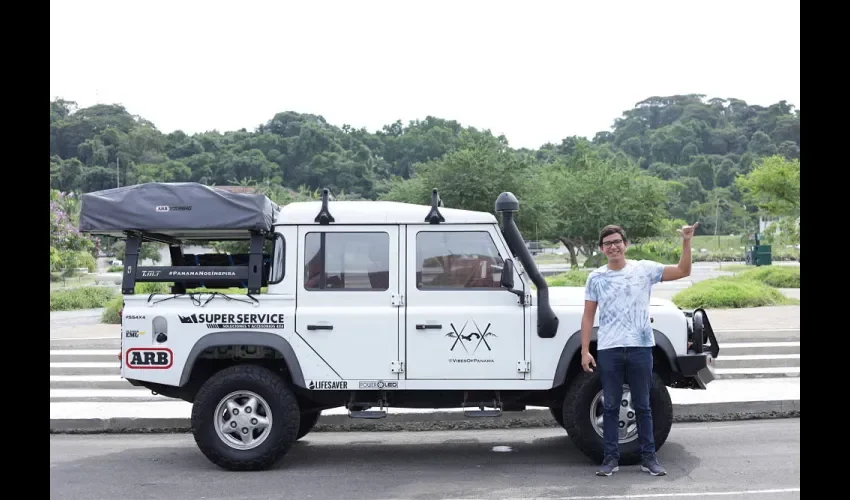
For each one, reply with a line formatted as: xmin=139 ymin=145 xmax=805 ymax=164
xmin=677 ymin=221 xmax=699 ymax=241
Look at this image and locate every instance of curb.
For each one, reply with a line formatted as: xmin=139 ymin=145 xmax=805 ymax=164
xmin=49 ymin=400 xmax=800 ymax=434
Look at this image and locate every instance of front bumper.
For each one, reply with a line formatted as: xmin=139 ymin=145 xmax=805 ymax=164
xmin=679 ymin=308 xmax=720 ymax=389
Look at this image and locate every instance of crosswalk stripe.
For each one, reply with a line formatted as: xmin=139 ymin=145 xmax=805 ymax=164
xmin=719 ymin=354 xmax=800 ymax=360
xmin=723 ymin=342 xmax=800 ymax=348
xmin=50 ymin=375 xmax=125 ymax=382
xmin=50 ymin=362 xmax=119 ymax=368
xmin=50 ymin=350 xmax=118 ymax=356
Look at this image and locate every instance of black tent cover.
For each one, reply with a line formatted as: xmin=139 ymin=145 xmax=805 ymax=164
xmin=78 ymin=182 xmax=277 ymax=236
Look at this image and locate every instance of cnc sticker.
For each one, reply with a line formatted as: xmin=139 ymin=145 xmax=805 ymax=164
xmin=445 ymin=320 xmax=496 ymax=364
xmin=126 ymin=348 xmax=173 ymax=369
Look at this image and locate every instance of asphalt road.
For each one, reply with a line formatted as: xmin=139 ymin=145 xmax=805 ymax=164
xmin=50 ymin=419 xmax=800 ymax=500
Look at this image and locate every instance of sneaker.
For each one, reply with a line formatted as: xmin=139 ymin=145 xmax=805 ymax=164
xmin=596 ymin=456 xmax=619 ymax=476
xmin=641 ymin=455 xmax=667 ymax=476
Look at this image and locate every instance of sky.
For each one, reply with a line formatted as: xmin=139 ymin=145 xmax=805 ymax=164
xmin=50 ymin=0 xmax=800 ymax=150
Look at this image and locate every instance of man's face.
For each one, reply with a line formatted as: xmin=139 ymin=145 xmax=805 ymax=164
xmin=600 ymin=233 xmax=627 ymax=261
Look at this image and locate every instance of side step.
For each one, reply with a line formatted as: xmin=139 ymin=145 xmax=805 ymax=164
xmin=347 ymin=402 xmax=388 ymax=419
xmin=462 ymin=394 xmax=503 ymax=418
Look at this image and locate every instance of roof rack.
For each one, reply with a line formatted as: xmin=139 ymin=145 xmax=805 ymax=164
xmin=424 ymin=188 xmax=445 ymax=224
xmin=314 ymin=188 xmax=335 ymax=225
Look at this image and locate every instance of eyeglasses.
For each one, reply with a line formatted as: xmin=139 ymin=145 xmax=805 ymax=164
xmin=601 ymin=239 xmax=624 ymax=248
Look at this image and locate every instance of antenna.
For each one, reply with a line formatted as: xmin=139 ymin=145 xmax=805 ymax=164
xmin=424 ymin=188 xmax=445 ymax=224
xmin=314 ymin=188 xmax=335 ymax=225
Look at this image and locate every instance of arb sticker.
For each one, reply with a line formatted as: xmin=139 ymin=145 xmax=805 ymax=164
xmin=126 ymin=348 xmax=173 ymax=369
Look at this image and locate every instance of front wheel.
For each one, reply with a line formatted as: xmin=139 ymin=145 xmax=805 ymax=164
xmin=191 ymin=364 xmax=300 ymax=471
xmin=562 ymin=370 xmax=673 ymax=465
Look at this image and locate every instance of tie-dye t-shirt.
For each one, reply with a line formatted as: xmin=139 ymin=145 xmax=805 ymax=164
xmin=584 ymin=259 xmax=666 ymax=351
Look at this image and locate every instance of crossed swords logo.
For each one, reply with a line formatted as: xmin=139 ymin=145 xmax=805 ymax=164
xmin=445 ymin=320 xmax=497 ymax=354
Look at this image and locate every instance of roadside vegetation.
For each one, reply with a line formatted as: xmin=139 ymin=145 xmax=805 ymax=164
xmin=671 ymin=276 xmax=796 ymax=309
xmin=672 ymin=265 xmax=799 ymax=309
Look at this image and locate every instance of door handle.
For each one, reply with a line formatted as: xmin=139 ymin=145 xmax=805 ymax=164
xmin=416 ymin=324 xmax=442 ymax=330
xmin=307 ymin=324 xmax=333 ymax=331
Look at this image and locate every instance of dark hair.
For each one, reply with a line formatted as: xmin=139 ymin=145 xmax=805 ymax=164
xmin=598 ymin=225 xmax=627 ymax=247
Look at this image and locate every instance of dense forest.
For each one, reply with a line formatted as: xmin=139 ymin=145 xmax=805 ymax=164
xmin=49 ymin=94 xmax=800 ymax=265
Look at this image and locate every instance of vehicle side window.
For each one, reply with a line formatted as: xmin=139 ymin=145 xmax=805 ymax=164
xmin=268 ymin=233 xmax=285 ymax=284
xmin=416 ymin=231 xmax=504 ymax=290
xmin=304 ymin=232 xmax=389 ymax=291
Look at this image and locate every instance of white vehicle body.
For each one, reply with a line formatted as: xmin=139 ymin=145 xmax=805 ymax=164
xmin=81 ymin=183 xmax=718 ymax=471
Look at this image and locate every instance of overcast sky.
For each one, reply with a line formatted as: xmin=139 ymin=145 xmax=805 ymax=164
xmin=50 ymin=0 xmax=800 ymax=150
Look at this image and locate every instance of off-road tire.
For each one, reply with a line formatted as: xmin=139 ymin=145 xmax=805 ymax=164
xmin=562 ymin=370 xmax=673 ymax=465
xmin=191 ymin=364 xmax=300 ymax=471
xmin=297 ymin=410 xmax=322 ymax=440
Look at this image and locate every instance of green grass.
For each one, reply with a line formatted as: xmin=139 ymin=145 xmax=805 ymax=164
xmin=545 ymin=270 xmax=590 ymax=287
xmin=671 ymin=276 xmax=796 ymax=309
xmin=734 ymin=266 xmax=800 ymax=288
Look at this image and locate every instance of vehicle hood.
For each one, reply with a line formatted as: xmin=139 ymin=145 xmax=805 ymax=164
xmin=545 ymin=286 xmax=673 ymax=307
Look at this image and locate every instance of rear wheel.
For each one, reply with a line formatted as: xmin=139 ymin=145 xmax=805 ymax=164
xmin=191 ymin=364 xmax=300 ymax=471
xmin=562 ymin=370 xmax=673 ymax=465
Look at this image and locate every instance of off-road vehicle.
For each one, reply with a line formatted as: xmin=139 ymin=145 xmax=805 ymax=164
xmin=79 ymin=182 xmax=719 ymax=471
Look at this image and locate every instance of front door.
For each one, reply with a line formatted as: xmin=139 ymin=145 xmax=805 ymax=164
xmin=295 ymin=225 xmax=401 ymax=381
xmin=404 ymin=225 xmax=526 ymax=380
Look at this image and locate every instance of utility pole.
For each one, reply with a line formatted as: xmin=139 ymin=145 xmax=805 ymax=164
xmin=117 ymin=156 xmax=120 ymax=187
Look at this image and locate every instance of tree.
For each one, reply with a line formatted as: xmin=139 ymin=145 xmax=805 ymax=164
xmin=540 ymin=157 xmax=671 ymax=267
xmin=734 ymin=155 xmax=800 ymax=217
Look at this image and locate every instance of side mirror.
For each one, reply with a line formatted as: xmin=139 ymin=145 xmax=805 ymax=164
xmin=500 ymin=259 xmax=515 ymax=289
xmin=500 ymin=259 xmax=524 ymax=304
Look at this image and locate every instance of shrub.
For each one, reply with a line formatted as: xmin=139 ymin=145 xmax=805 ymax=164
xmin=101 ymin=295 xmax=123 ymax=324
xmin=735 ymin=266 xmax=800 ymax=288
xmin=671 ymin=277 xmax=794 ymax=309
xmin=50 ymin=286 xmax=117 ymax=312
xmin=546 ymin=270 xmax=590 ymax=287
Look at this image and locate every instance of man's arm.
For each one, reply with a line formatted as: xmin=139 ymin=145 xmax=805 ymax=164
xmin=661 ymin=221 xmax=699 ymax=282
xmin=581 ymin=300 xmax=598 ymax=354
xmin=581 ymin=274 xmax=598 ymax=372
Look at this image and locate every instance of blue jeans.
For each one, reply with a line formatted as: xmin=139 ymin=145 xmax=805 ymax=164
xmin=596 ymin=346 xmax=655 ymax=460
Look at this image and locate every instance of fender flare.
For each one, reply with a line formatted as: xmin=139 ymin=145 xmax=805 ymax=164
xmin=179 ymin=331 xmax=306 ymax=388
xmin=552 ymin=328 xmax=680 ymax=388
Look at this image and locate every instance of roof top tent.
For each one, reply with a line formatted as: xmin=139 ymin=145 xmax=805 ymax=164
xmin=78 ymin=182 xmax=282 ymax=295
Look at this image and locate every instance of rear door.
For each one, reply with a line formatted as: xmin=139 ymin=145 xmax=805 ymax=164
xmin=295 ymin=225 xmax=401 ymax=381
xmin=404 ymin=224 xmax=526 ymax=380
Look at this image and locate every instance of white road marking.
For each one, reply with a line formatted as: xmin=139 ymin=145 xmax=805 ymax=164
xmin=713 ymin=328 xmax=799 ymax=332
xmin=50 ymin=375 xmax=126 ymax=382
xmin=539 ymin=488 xmax=801 ymax=499
xmin=719 ymin=354 xmax=799 ymax=360
xmin=51 ymin=389 xmax=159 ymax=398
xmin=50 ymin=350 xmax=118 ymax=356
xmin=50 ymin=362 xmax=119 ymax=368
xmin=715 ymin=367 xmax=800 ymax=374
xmin=722 ymin=342 xmax=799 ymax=348
xmin=50 ymin=337 xmax=118 ymax=340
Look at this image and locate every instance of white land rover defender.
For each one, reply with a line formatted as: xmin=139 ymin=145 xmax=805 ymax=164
xmin=79 ymin=182 xmax=719 ymax=471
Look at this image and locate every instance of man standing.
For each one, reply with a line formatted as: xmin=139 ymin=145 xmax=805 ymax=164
xmin=581 ymin=222 xmax=698 ymax=477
